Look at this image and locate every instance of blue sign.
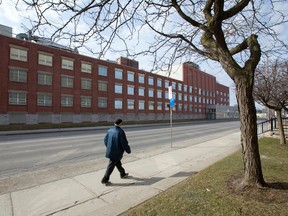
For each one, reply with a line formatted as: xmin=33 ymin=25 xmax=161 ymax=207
xmin=169 ymin=98 xmax=175 ymax=107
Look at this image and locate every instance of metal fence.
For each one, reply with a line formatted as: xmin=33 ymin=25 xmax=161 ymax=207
xmin=257 ymin=117 xmax=288 ymax=135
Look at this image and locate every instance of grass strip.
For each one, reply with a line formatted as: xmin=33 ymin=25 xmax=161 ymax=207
xmin=122 ymin=137 xmax=288 ymax=216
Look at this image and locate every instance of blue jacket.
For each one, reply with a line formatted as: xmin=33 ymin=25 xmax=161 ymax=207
xmin=104 ymin=126 xmax=131 ymax=161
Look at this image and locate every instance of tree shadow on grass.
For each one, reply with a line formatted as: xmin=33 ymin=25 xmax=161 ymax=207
xmin=266 ymin=182 xmax=288 ymax=190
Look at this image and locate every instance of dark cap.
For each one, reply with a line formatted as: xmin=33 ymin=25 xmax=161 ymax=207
xmin=114 ymin=118 xmax=123 ymax=125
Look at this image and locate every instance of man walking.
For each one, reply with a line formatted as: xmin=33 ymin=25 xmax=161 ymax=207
xmin=101 ymin=118 xmax=131 ymax=185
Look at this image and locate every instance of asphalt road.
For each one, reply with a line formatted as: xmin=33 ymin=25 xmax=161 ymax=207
xmin=0 ymin=120 xmax=240 ymax=193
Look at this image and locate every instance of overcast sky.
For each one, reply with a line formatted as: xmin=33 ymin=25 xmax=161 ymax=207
xmin=1 ymin=1 xmax=286 ymax=108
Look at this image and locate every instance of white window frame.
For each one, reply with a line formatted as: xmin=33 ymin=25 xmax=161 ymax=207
xmin=148 ymin=89 xmax=154 ymax=98
xmin=61 ymin=76 xmax=74 ymax=88
xmin=139 ymin=100 xmax=145 ymax=110
xmin=115 ymin=68 xmax=123 ymax=80
xmin=61 ymin=95 xmax=73 ymax=107
xmin=81 ymin=62 xmax=92 ymax=73
xmin=98 ymin=80 xmax=108 ymax=92
xmin=38 ymin=52 xmax=53 ymax=66
xmin=98 ymin=97 xmax=107 ymax=108
xmin=114 ymin=99 xmax=123 ymax=109
xmin=37 ymin=93 xmax=52 ymax=106
xmin=148 ymin=77 xmax=154 ymax=86
xmin=38 ymin=72 xmax=52 ymax=85
xmin=127 ymin=99 xmax=134 ymax=110
xmin=81 ymin=78 xmax=92 ymax=90
xmin=127 ymin=85 xmax=134 ymax=95
xmin=127 ymin=71 xmax=134 ymax=82
xmin=98 ymin=65 xmax=108 ymax=76
xmin=9 ymin=68 xmax=27 ymax=83
xmin=138 ymin=74 xmax=145 ymax=84
xmin=138 ymin=87 xmax=145 ymax=96
xmin=9 ymin=91 xmax=27 ymax=105
xmin=61 ymin=57 xmax=74 ymax=70
xmin=115 ymin=84 xmax=123 ymax=94
xmin=81 ymin=96 xmax=92 ymax=107
xmin=10 ymin=46 xmax=28 ymax=62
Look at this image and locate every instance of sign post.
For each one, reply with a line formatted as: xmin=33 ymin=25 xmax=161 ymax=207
xmin=168 ymin=86 xmax=175 ymax=148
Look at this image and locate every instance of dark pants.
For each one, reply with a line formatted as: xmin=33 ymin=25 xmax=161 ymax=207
xmin=102 ymin=159 xmax=125 ymax=182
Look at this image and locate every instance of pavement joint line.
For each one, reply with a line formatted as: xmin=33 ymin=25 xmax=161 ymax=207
xmin=45 ymin=196 xmax=98 ymax=216
xmin=71 ymin=177 xmax=99 ymax=197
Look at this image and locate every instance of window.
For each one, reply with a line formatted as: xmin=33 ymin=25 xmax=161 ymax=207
xmin=81 ymin=62 xmax=92 ymax=73
xmin=157 ymin=102 xmax=162 ymax=110
xmin=165 ymin=91 xmax=169 ymax=99
xmin=139 ymin=100 xmax=145 ymax=110
xmin=138 ymin=87 xmax=145 ymax=96
xmin=165 ymin=80 xmax=169 ymax=88
xmin=178 ymin=93 xmax=182 ymax=101
xmin=189 ymin=86 xmax=193 ymax=93
xmin=172 ymin=92 xmax=176 ymax=99
xmin=172 ymin=82 xmax=176 ymax=90
xmin=37 ymin=93 xmax=52 ymax=106
xmin=9 ymin=91 xmax=27 ymax=105
xmin=178 ymin=103 xmax=182 ymax=111
xmin=184 ymin=85 xmax=188 ymax=92
xmin=98 ymin=97 xmax=107 ymax=108
xmin=9 ymin=68 xmax=27 ymax=82
xmin=81 ymin=78 xmax=92 ymax=90
xmin=98 ymin=65 xmax=108 ymax=76
xmin=184 ymin=94 xmax=188 ymax=101
xmin=128 ymin=100 xmax=134 ymax=109
xmin=157 ymin=90 xmax=162 ymax=98
xmin=98 ymin=81 xmax=107 ymax=91
xmin=148 ymin=101 xmax=154 ymax=110
xmin=157 ymin=78 xmax=162 ymax=87
xmin=61 ymin=58 xmax=74 ymax=70
xmin=10 ymin=46 xmax=27 ymax=62
xmin=184 ymin=104 xmax=188 ymax=111
xmin=38 ymin=53 xmax=53 ymax=66
xmin=115 ymin=99 xmax=123 ymax=109
xmin=115 ymin=68 xmax=123 ymax=79
xmin=61 ymin=95 xmax=73 ymax=107
xmin=148 ymin=77 xmax=154 ymax=86
xmin=138 ymin=74 xmax=145 ymax=84
xmin=127 ymin=85 xmax=134 ymax=95
xmin=115 ymin=84 xmax=123 ymax=94
xmin=178 ymin=83 xmax=182 ymax=91
xmin=81 ymin=96 xmax=92 ymax=107
xmin=61 ymin=76 xmax=74 ymax=88
xmin=148 ymin=89 xmax=154 ymax=97
xmin=127 ymin=72 xmax=134 ymax=82
xmin=38 ymin=72 xmax=52 ymax=85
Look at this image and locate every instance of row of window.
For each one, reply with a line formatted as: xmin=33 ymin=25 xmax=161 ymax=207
xmin=8 ymin=91 xmax=207 ymax=112
xmin=9 ymin=70 xmax=229 ymax=104
xmin=10 ymin=46 xmax=229 ymax=98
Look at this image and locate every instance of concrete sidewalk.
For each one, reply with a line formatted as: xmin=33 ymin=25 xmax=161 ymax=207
xmin=0 ymin=132 xmax=241 ymax=216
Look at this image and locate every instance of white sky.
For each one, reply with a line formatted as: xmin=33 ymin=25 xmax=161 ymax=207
xmin=2 ymin=1 xmax=285 ymax=108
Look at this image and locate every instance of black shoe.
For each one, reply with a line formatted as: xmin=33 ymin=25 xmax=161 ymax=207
xmin=101 ymin=180 xmax=111 ymax=185
xmin=121 ymin=173 xmax=129 ymax=179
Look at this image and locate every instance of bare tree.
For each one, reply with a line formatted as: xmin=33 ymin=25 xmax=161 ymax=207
xmin=18 ymin=0 xmax=288 ymax=188
xmin=254 ymin=60 xmax=288 ymax=145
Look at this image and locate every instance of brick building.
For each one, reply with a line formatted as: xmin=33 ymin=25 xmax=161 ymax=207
xmin=0 ymin=25 xmax=231 ymax=125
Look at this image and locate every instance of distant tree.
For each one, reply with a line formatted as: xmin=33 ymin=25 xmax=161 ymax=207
xmin=254 ymin=60 xmax=288 ymax=144
xmin=18 ymin=0 xmax=288 ymax=189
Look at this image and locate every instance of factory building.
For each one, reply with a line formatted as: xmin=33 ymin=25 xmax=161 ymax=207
xmin=0 ymin=24 xmax=234 ymax=125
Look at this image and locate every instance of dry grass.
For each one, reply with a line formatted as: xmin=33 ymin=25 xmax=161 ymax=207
xmin=122 ymin=137 xmax=288 ymax=216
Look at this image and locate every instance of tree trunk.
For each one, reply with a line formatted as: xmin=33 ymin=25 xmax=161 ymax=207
xmin=276 ymin=110 xmax=286 ymax=145
xmin=235 ymin=77 xmax=265 ymax=188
